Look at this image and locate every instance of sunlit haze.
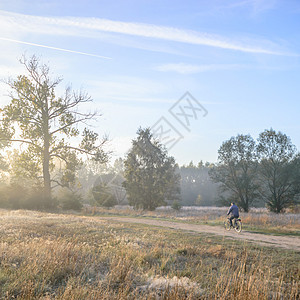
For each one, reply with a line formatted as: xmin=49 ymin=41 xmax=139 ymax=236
xmin=1 ymin=0 xmax=300 ymax=165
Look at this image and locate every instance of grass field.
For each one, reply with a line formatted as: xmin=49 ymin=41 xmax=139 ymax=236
xmin=0 ymin=209 xmax=299 ymax=299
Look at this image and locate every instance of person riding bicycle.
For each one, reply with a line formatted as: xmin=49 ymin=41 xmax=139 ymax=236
xmin=227 ymin=202 xmax=239 ymax=227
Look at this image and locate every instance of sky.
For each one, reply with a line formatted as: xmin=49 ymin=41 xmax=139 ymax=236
xmin=0 ymin=0 xmax=300 ymax=166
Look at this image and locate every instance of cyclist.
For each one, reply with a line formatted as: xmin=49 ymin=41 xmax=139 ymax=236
xmin=227 ymin=202 xmax=239 ymax=227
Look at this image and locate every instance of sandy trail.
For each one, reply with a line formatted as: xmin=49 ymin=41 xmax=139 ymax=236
xmin=100 ymin=217 xmax=300 ymax=252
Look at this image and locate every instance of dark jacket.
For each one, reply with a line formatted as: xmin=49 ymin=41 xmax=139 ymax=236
xmin=227 ymin=204 xmax=239 ymax=217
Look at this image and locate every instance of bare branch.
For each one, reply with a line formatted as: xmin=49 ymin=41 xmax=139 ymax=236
xmin=49 ymin=113 xmax=97 ymax=136
xmin=49 ymin=89 xmax=92 ymax=119
xmin=20 ymin=54 xmax=62 ymax=91
xmin=50 ymin=179 xmax=66 ymax=189
xmin=49 ymin=153 xmax=68 ymax=164
xmin=0 ymin=138 xmax=42 ymax=150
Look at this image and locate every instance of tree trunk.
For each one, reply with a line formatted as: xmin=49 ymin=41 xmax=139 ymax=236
xmin=42 ymin=95 xmax=52 ymax=208
xmin=43 ymin=137 xmax=52 ymax=207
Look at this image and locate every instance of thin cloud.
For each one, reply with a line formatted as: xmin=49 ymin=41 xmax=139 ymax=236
xmin=229 ymin=0 xmax=278 ymax=14
xmin=154 ymin=62 xmax=294 ymax=74
xmin=0 ymin=37 xmax=112 ymax=59
xmin=155 ymin=63 xmax=244 ymax=74
xmin=0 ymin=10 xmax=292 ymax=56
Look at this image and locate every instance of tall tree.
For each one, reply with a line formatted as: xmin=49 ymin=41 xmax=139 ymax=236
xmin=0 ymin=55 xmax=108 ymax=207
xmin=123 ymin=128 xmax=180 ymax=210
xmin=291 ymin=154 xmax=300 ymax=207
xmin=257 ymin=129 xmax=297 ymax=213
xmin=209 ymin=134 xmax=258 ymax=212
xmin=292 ymin=154 xmax=300 ymax=195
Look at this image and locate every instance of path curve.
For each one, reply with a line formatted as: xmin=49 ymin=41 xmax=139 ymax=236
xmin=100 ymin=217 xmax=300 ymax=252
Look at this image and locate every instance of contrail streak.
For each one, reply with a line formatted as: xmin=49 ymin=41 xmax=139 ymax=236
xmin=0 ymin=37 xmax=112 ymax=60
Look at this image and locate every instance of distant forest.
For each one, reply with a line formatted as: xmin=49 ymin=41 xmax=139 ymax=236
xmin=72 ymin=159 xmax=219 ymax=208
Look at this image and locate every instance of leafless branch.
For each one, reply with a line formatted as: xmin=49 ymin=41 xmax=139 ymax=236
xmin=49 ymin=113 xmax=97 ymax=136
xmin=0 ymin=138 xmax=42 ymax=150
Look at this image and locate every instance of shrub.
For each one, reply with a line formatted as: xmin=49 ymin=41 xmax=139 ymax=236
xmin=92 ymin=183 xmax=117 ymax=208
xmin=57 ymin=189 xmax=83 ymax=211
xmin=171 ymin=200 xmax=182 ymax=211
xmin=0 ymin=183 xmax=29 ymax=209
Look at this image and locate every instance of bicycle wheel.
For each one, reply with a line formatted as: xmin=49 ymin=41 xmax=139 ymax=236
xmin=224 ymin=219 xmax=231 ymax=231
xmin=234 ymin=220 xmax=242 ymax=233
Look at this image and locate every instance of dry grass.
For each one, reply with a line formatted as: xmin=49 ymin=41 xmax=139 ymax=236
xmin=0 ymin=209 xmax=299 ymax=299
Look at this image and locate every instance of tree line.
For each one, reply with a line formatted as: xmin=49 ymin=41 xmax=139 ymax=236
xmin=210 ymin=131 xmax=300 ymax=213
xmin=0 ymin=55 xmax=299 ymax=213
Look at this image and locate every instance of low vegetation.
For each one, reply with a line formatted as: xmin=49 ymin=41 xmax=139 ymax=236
xmin=0 ymin=209 xmax=298 ymax=299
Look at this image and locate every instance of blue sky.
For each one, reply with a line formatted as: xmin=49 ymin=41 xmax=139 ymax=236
xmin=0 ymin=0 xmax=300 ymax=165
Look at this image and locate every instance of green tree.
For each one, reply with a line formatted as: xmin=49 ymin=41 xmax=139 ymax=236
xmin=123 ymin=128 xmax=180 ymax=210
xmin=209 ymin=134 xmax=258 ymax=212
xmin=92 ymin=182 xmax=117 ymax=208
xmin=257 ymin=129 xmax=297 ymax=213
xmin=292 ymin=154 xmax=300 ymax=196
xmin=0 ymin=55 xmax=108 ymax=207
xmin=290 ymin=154 xmax=300 ymax=210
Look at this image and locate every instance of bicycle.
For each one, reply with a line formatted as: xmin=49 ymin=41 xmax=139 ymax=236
xmin=224 ymin=217 xmax=242 ymax=233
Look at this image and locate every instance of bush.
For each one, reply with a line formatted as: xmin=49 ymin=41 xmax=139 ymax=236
xmin=92 ymin=183 xmax=117 ymax=208
xmin=0 ymin=183 xmax=58 ymax=211
xmin=0 ymin=183 xmax=28 ymax=209
xmin=21 ymin=189 xmax=44 ymax=210
xmin=171 ymin=200 xmax=182 ymax=211
xmin=57 ymin=189 xmax=83 ymax=211
xmin=0 ymin=183 xmax=11 ymax=209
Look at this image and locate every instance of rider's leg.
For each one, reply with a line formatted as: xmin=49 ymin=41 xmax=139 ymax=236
xmin=234 ymin=216 xmax=239 ymax=227
xmin=229 ymin=216 xmax=234 ymax=227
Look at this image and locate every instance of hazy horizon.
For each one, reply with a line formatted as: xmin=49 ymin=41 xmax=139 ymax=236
xmin=1 ymin=0 xmax=300 ymax=165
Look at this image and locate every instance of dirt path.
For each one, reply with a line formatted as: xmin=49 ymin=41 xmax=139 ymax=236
xmin=100 ymin=217 xmax=300 ymax=252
